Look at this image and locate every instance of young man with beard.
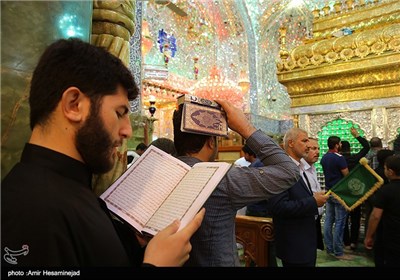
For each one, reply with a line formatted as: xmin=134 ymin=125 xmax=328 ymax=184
xmin=172 ymin=102 xmax=300 ymax=266
xmin=1 ymin=38 xmax=204 ymax=268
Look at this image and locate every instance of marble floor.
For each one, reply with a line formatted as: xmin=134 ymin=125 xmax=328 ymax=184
xmin=239 ymin=244 xmax=375 ymax=267
xmin=315 ymin=246 xmax=374 ymax=267
xmin=315 ymin=208 xmax=375 ymax=267
xmin=238 ymin=213 xmax=376 ymax=267
xmin=270 ymin=245 xmax=375 ymax=267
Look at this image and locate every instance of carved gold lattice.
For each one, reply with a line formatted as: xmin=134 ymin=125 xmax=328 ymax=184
xmin=307 ymin=111 xmax=371 ymax=139
xmin=386 ymin=107 xmax=400 ymax=142
xmin=303 ymin=107 xmax=400 ymax=145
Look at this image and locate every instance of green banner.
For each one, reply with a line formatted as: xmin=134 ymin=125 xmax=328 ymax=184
xmin=329 ymin=158 xmax=384 ymax=211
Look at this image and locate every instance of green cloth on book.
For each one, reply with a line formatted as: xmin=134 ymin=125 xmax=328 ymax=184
xmin=329 ymin=157 xmax=384 ymax=211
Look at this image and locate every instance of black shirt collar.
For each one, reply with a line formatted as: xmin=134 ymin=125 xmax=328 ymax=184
xmin=21 ymin=143 xmax=92 ymax=188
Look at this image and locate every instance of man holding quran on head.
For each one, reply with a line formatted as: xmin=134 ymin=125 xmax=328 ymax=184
xmin=173 ymin=95 xmax=300 ymax=266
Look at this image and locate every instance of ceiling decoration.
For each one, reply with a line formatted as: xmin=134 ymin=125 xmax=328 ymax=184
xmin=190 ymin=65 xmax=245 ymax=108
xmin=140 ymin=0 xmax=359 ymax=120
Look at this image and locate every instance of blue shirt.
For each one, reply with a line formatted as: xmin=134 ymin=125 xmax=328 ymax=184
xmin=320 ymin=150 xmax=348 ymax=190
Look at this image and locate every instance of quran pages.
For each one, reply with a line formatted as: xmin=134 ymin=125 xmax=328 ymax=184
xmin=100 ymin=145 xmax=231 ymax=236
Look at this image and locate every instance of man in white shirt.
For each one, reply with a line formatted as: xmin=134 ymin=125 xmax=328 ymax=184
xmin=302 ymin=137 xmax=325 ymax=250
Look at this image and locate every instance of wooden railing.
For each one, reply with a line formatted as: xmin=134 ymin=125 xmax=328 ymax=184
xmin=235 ymin=215 xmax=274 ymax=267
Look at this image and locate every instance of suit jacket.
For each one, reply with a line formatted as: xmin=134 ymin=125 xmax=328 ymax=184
xmin=269 ymin=177 xmax=318 ymax=265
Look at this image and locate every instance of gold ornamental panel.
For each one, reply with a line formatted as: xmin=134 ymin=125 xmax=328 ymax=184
xmin=279 ymin=23 xmax=400 ymax=72
xmin=282 ymin=64 xmax=400 ymax=96
xmin=278 ymin=52 xmax=400 ymax=101
xmin=312 ymin=0 xmax=400 ymax=38
xmin=291 ymin=84 xmax=400 ymax=107
xmin=332 ymin=35 xmax=355 ymax=52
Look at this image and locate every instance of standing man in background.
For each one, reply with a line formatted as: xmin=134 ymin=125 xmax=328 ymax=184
xmin=242 ymin=144 xmax=263 ymax=168
xmin=366 ymin=137 xmax=383 ymax=169
xmin=341 ymin=127 xmax=370 ymax=251
xmin=135 ymin=142 xmax=148 ymax=156
xmin=234 ymin=145 xmax=251 ymax=167
xmin=364 ymin=155 xmax=400 ymax=266
xmin=302 ymin=137 xmax=325 ymax=251
xmin=321 ymin=136 xmax=351 ymax=260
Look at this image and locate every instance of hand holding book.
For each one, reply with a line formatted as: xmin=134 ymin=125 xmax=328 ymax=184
xmin=143 ymin=208 xmax=206 ymax=266
xmin=215 ymin=99 xmax=257 ymax=139
xmin=100 ymin=145 xmax=231 ymax=236
xmin=178 ymin=94 xmax=228 ymax=137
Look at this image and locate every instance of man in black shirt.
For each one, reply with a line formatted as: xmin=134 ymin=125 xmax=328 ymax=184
xmin=1 ymin=38 xmax=204 ymax=268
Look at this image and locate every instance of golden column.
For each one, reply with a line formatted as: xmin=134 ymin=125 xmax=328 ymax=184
xmin=91 ymin=0 xmax=136 ymax=196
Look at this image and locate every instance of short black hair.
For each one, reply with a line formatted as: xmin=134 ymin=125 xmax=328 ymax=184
xmin=149 ymin=138 xmax=177 ymax=157
xmin=136 ymin=143 xmax=147 ymax=151
xmin=377 ymin=149 xmax=395 ymax=166
xmin=173 ymin=104 xmax=211 ymax=156
xmin=394 ymin=134 xmax=400 ymax=154
xmin=385 ymin=154 xmax=400 ymax=176
xmin=242 ymin=144 xmax=256 ymax=157
xmin=370 ymin=137 xmax=383 ymax=148
xmin=341 ymin=141 xmax=350 ymax=155
xmin=29 ymin=38 xmax=138 ymax=129
xmin=327 ymin=136 xmax=341 ymax=149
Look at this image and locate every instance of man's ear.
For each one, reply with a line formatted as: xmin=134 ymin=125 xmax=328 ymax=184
xmin=61 ymin=87 xmax=88 ymax=122
xmin=386 ymin=168 xmax=394 ymax=177
xmin=206 ymin=137 xmax=215 ymax=149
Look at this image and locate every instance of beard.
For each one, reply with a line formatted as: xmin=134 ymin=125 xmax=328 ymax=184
xmin=76 ymin=105 xmax=115 ymax=174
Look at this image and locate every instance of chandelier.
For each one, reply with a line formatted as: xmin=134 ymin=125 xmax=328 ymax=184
xmin=189 ymin=66 xmax=244 ymax=108
xmin=238 ymin=70 xmax=250 ymax=93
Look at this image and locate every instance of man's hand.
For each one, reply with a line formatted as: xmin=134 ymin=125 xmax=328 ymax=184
xmin=313 ymin=191 xmax=328 ymax=207
xmin=143 ymin=208 xmax=205 ymax=266
xmin=350 ymin=127 xmax=359 ymax=138
xmin=215 ymin=99 xmax=256 ymax=139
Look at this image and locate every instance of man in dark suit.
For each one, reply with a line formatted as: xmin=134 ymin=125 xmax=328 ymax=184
xmin=269 ymin=128 xmax=327 ymax=267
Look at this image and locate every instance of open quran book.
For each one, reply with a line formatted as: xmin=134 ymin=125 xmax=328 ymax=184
xmin=100 ymin=145 xmax=231 ymax=236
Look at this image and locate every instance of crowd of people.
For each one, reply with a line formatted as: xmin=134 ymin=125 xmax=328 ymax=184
xmin=2 ymin=38 xmax=400 ymax=270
